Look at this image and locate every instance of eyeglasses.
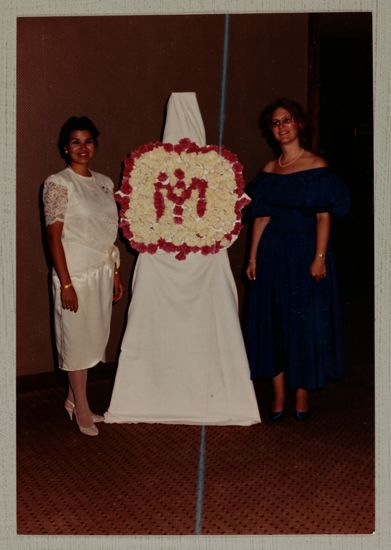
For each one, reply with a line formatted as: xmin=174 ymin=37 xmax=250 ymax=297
xmin=270 ymin=116 xmax=294 ymax=129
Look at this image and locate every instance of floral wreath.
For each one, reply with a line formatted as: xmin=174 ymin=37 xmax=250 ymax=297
xmin=115 ymin=138 xmax=250 ymax=260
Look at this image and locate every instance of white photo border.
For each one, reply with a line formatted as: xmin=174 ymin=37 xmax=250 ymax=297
xmin=2 ymin=1 xmax=388 ymax=549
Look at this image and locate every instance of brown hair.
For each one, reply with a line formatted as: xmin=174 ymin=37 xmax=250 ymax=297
xmin=57 ymin=116 xmax=100 ymax=163
xmin=258 ymin=98 xmax=311 ymax=154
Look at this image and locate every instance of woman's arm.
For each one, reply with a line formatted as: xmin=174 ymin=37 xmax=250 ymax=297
xmin=113 ymin=267 xmax=123 ymax=302
xmin=246 ymin=216 xmax=271 ymax=280
xmin=309 ymin=212 xmax=330 ymax=281
xmin=46 ymin=221 xmax=78 ymax=312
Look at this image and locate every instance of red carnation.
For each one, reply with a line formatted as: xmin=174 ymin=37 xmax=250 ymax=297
xmin=197 ymin=199 xmax=207 ymax=217
xmin=187 ymin=143 xmax=199 ymax=153
xmin=120 ymin=223 xmax=133 ymax=240
xmin=233 ymin=162 xmax=243 ymax=174
xmin=158 ymin=172 xmax=168 ymax=182
xmin=231 ymin=222 xmax=242 ymax=235
xmin=115 ymin=195 xmax=130 ymax=212
xmin=146 ymin=243 xmax=158 ymax=254
xmin=121 ymin=180 xmax=131 ymax=195
xmin=154 ymin=190 xmax=165 ymax=219
xmin=161 ymin=241 xmax=176 ymax=253
xmin=174 ymin=168 xmax=185 ymax=179
xmin=175 ymin=250 xmax=187 ymax=261
xmin=124 ymin=157 xmax=134 ymax=170
xmin=235 ymin=197 xmax=250 ymax=216
xmin=179 ymin=138 xmax=191 ymax=147
xmin=222 ymin=150 xmax=236 ymax=162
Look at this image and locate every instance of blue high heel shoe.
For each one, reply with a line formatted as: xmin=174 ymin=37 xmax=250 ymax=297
xmin=269 ymin=410 xmax=284 ymax=421
xmin=294 ymin=410 xmax=310 ymax=421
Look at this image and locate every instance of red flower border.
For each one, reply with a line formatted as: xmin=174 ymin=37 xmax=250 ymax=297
xmin=116 ymin=138 xmax=249 ymax=260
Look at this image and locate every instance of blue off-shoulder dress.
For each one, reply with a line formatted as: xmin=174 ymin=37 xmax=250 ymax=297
xmin=244 ymin=168 xmax=350 ymax=390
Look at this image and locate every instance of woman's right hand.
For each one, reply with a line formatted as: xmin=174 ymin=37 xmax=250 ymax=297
xmin=61 ymin=285 xmax=78 ymax=312
xmin=46 ymin=222 xmax=78 ymax=311
xmin=246 ymin=217 xmax=269 ymax=282
xmin=246 ymin=259 xmax=257 ymax=281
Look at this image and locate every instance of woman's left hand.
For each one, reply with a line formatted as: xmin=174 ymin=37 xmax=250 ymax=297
xmin=113 ymin=272 xmax=124 ymax=302
xmin=309 ymin=257 xmax=327 ymax=281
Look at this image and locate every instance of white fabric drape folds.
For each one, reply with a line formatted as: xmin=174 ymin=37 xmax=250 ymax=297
xmin=105 ymin=92 xmax=260 ymax=425
xmin=105 ymin=251 xmax=260 ymax=425
xmin=162 ymin=92 xmax=206 ymax=146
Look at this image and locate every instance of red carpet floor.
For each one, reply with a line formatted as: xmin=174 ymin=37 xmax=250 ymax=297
xmin=17 ymin=301 xmax=374 ymax=535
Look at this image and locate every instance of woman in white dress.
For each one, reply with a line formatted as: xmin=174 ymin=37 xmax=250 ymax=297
xmin=43 ymin=116 xmax=123 ymax=436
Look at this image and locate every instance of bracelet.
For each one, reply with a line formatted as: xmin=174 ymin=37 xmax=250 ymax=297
xmin=62 ymin=282 xmax=73 ymax=290
xmin=317 ymin=253 xmax=326 ymax=259
xmin=114 ymin=270 xmax=119 ymax=275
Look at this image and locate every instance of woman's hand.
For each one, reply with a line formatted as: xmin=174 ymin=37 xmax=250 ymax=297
xmin=61 ymin=285 xmax=78 ymax=312
xmin=113 ymin=272 xmax=123 ymax=302
xmin=246 ymin=217 xmax=270 ymax=282
xmin=311 ymin=213 xmax=330 ymax=282
xmin=47 ymin=221 xmax=78 ymax=309
xmin=246 ymin=259 xmax=257 ymax=281
xmin=309 ymin=257 xmax=327 ymax=281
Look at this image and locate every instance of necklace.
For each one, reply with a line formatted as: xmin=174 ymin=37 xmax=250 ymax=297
xmin=278 ymin=148 xmax=304 ymax=168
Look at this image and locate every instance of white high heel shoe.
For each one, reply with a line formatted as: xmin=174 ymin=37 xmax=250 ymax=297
xmin=74 ymin=409 xmax=99 ymax=437
xmin=64 ymin=399 xmax=105 ymax=423
xmin=65 ymin=400 xmax=100 ymax=436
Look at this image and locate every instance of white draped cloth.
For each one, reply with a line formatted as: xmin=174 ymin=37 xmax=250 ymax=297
xmin=162 ymin=92 xmax=206 ymax=146
xmin=105 ymin=92 xmax=261 ymax=425
xmin=105 ymin=251 xmax=260 ymax=425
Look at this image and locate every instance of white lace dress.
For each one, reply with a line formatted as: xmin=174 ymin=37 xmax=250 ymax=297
xmin=43 ymin=167 xmax=119 ymax=371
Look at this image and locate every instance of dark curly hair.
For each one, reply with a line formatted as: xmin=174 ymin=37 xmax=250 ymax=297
xmin=258 ymin=98 xmax=311 ymax=155
xmin=57 ymin=116 xmax=100 ymax=163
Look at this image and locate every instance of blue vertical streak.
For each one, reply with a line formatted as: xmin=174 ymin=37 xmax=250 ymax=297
xmin=195 ymin=425 xmax=206 ymax=535
xmin=195 ymin=14 xmax=230 ymax=535
xmin=218 ymin=14 xmax=230 ymax=150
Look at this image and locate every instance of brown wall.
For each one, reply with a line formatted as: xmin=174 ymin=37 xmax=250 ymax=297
xmin=17 ymin=14 xmax=308 ymax=376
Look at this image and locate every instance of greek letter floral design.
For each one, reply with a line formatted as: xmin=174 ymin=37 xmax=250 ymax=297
xmin=116 ymin=138 xmax=250 ymax=260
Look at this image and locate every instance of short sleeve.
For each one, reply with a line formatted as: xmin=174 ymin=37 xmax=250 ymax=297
xmin=305 ymin=170 xmax=350 ymax=216
xmin=42 ymin=180 xmax=68 ymax=226
xmin=243 ymin=172 xmax=272 ymax=222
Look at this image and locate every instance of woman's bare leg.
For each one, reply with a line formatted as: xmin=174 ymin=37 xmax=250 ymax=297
xmin=68 ymin=369 xmax=93 ymax=428
xmin=271 ymin=372 xmax=286 ymax=412
xmin=66 ymin=384 xmax=74 ymax=404
xmin=295 ymin=387 xmax=309 ymax=412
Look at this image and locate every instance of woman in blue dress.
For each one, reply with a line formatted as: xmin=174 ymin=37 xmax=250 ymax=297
xmin=244 ymin=98 xmax=350 ymax=420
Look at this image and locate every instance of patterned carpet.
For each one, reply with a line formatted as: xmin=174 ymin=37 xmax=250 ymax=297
xmin=17 ymin=301 xmax=374 ymax=535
